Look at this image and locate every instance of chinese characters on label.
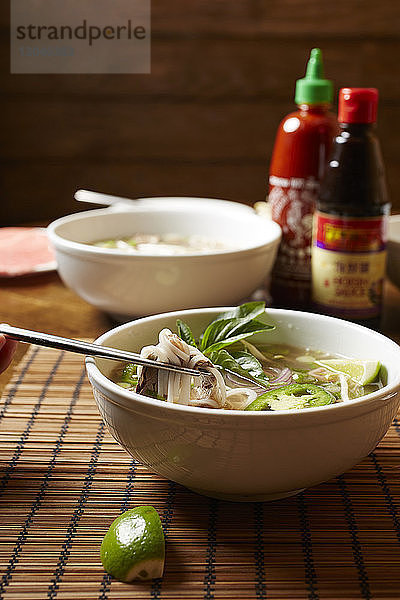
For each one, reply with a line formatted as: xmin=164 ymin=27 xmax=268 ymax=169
xmin=312 ymin=212 xmax=387 ymax=318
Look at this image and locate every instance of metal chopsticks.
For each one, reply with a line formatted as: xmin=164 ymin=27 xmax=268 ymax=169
xmin=0 ymin=324 xmax=211 ymax=378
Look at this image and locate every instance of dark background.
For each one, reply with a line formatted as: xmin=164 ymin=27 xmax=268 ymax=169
xmin=1 ymin=0 xmax=399 ymax=225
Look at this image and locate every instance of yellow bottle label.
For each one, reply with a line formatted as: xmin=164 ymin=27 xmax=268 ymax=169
xmin=311 ymin=212 xmax=387 ymax=319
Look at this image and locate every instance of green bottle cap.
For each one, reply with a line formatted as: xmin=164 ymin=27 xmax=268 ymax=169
xmin=295 ymin=48 xmax=333 ymax=105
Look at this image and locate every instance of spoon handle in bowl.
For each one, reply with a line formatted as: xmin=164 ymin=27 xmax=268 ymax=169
xmin=74 ymin=189 xmax=134 ymax=206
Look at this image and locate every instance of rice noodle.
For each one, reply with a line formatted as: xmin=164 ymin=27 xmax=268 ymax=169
xmin=241 ymin=340 xmax=292 ymax=379
xmin=225 ymin=388 xmax=258 ymax=409
xmin=136 ymin=329 xmax=255 ymax=409
xmin=242 ymin=340 xmax=269 ymax=362
xmin=338 ymin=373 xmax=349 ymax=402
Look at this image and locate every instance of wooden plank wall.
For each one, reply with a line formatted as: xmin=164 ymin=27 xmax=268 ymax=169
xmin=1 ymin=0 xmax=399 ymax=224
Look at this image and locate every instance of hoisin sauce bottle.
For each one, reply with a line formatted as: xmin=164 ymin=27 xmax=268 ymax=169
xmin=311 ymin=88 xmax=390 ymax=328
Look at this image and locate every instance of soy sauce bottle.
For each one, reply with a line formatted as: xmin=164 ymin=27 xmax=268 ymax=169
xmin=311 ymin=88 xmax=390 ymax=328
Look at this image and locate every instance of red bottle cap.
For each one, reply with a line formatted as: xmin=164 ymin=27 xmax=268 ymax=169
xmin=338 ymin=88 xmax=378 ymax=123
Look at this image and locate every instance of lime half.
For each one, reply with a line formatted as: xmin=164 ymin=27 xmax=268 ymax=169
xmin=100 ymin=506 xmax=165 ymax=582
xmin=318 ymin=359 xmax=381 ymax=385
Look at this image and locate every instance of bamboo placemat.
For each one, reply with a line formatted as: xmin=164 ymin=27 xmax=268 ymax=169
xmin=1 ymin=347 xmax=400 ymax=600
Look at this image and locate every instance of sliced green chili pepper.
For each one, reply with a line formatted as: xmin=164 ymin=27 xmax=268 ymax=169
xmin=292 ymin=370 xmax=318 ymax=384
xmin=245 ymin=383 xmax=335 ymax=411
xmin=120 ymin=363 xmax=138 ymax=386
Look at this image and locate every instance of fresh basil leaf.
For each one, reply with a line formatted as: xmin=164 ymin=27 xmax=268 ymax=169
xmin=213 ymin=302 xmax=266 ymax=325
xmin=207 ymin=349 xmax=251 ymax=380
xmin=200 ymin=301 xmax=265 ymax=347
xmin=200 ymin=302 xmax=273 ymax=353
xmin=230 ymin=351 xmax=269 ymax=382
xmin=176 ymin=319 xmax=197 ymax=347
xmin=207 ymin=349 xmax=268 ymax=386
xmin=202 ymin=319 xmax=273 ymax=354
xmin=210 ymin=349 xmax=268 ymax=387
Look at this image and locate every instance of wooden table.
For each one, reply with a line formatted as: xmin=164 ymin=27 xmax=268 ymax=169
xmin=1 ymin=271 xmax=400 ymax=600
xmin=0 ymin=270 xmax=399 ymax=342
xmin=0 ymin=271 xmax=111 ymax=340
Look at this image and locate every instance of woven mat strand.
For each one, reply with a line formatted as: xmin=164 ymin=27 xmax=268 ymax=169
xmin=0 ymin=347 xmax=400 ymax=600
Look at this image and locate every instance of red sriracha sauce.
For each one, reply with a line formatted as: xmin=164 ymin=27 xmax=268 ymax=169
xmin=268 ymin=48 xmax=337 ymax=309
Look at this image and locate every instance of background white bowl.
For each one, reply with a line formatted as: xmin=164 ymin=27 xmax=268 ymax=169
xmin=86 ymin=308 xmax=400 ymax=502
xmin=48 ymin=198 xmax=281 ymax=319
xmin=387 ymin=214 xmax=400 ymax=290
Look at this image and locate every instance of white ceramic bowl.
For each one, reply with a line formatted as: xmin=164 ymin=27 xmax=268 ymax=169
xmin=387 ymin=214 xmax=400 ymax=290
xmin=48 ymin=198 xmax=281 ymax=320
xmin=86 ymin=308 xmax=400 ymax=502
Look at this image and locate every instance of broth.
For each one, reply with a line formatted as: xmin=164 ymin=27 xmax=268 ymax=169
xmin=110 ymin=302 xmax=384 ymax=412
xmin=92 ymin=233 xmax=231 ymax=255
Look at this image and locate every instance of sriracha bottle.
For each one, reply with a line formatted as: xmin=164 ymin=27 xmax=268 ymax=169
xmin=269 ymin=48 xmax=337 ymax=309
xmin=311 ymin=88 xmax=390 ymax=328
